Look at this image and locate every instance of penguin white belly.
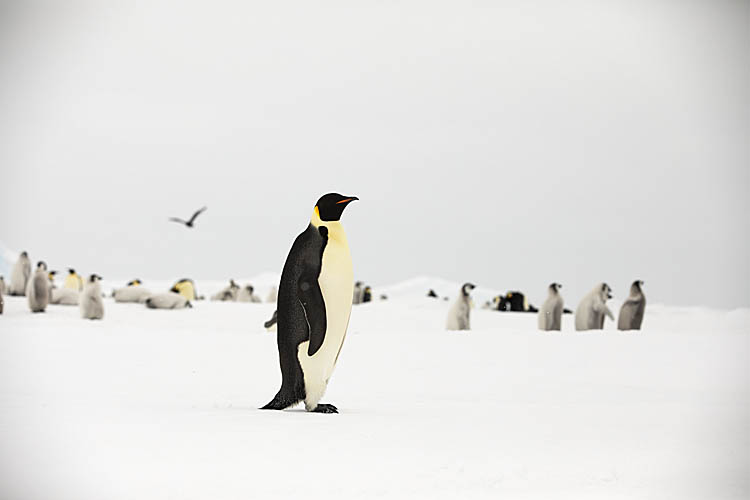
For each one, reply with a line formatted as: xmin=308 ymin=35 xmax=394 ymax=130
xmin=297 ymin=233 xmax=353 ymax=410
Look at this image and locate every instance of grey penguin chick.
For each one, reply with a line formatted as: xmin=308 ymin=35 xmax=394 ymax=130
xmin=618 ymin=280 xmax=646 ymax=331
xmin=575 ymin=283 xmax=614 ymax=331
xmin=145 ymin=292 xmax=191 ymax=309
xmin=50 ymin=288 xmax=80 ymax=305
xmin=80 ymin=274 xmax=104 ymax=319
xmin=262 ymin=193 xmax=358 ymax=414
xmin=237 ymin=285 xmax=262 ymax=303
xmin=538 ymin=283 xmax=564 ymax=331
xmin=9 ymin=251 xmax=31 ymax=296
xmin=446 ymin=283 xmax=476 ymax=331
xmin=113 ymin=286 xmax=152 ymax=303
xmin=27 ymin=261 xmax=50 ymax=313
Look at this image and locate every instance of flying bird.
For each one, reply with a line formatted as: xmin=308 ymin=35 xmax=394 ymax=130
xmin=169 ymin=206 xmax=207 ymax=228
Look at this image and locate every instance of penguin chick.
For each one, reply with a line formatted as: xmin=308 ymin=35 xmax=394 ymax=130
xmin=618 ymin=280 xmax=646 ymax=331
xmin=538 ymin=283 xmax=564 ymax=331
xmin=80 ymin=274 xmax=104 ymax=319
xmin=446 ymin=283 xmax=476 ymax=331
xmin=27 ymin=261 xmax=50 ymax=313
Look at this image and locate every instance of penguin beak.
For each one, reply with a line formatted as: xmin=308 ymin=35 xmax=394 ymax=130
xmin=336 ymin=196 xmax=359 ymax=205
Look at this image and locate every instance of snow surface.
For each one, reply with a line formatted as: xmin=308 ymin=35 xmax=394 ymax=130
xmin=0 ymin=277 xmax=748 ymax=500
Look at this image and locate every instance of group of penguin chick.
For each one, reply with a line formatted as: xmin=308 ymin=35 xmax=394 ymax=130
xmin=0 ymin=251 xmax=104 ymax=319
xmin=446 ymin=280 xmax=647 ymax=332
xmin=0 ymin=250 xmax=282 ymax=321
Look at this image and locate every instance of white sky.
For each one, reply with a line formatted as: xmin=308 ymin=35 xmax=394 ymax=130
xmin=1 ymin=0 xmax=748 ymax=308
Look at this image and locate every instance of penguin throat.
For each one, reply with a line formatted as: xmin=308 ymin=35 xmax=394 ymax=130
xmin=311 ymin=209 xmax=346 ymax=241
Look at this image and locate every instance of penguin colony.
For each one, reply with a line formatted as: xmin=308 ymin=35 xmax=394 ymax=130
xmin=3 ymin=192 xmax=648 ymax=414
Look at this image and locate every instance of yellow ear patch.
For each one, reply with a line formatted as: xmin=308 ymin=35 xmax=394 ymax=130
xmin=314 ymin=206 xmax=320 ymax=218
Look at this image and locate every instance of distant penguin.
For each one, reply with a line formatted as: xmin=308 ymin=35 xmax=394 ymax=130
xmin=262 ymin=193 xmax=358 ymax=414
xmin=113 ymin=286 xmax=152 ymax=303
xmin=266 ymin=285 xmax=278 ymax=303
xmin=379 ymin=294 xmax=388 ymax=301
xmin=353 ymin=281 xmax=364 ymax=304
xmin=575 ymin=283 xmax=614 ymax=331
xmin=538 ymin=283 xmax=564 ymax=331
xmin=9 ymin=251 xmax=31 ymax=296
xmin=127 ymin=279 xmax=142 ymax=287
xmin=145 ymin=292 xmax=191 ymax=309
xmin=64 ymin=268 xmax=83 ymax=291
xmin=50 ymin=288 xmax=80 ymax=305
xmin=0 ymin=276 xmax=6 ymax=296
xmin=237 ymin=284 xmax=262 ymax=303
xmin=362 ymin=286 xmax=372 ymax=303
xmin=0 ymin=278 xmax=4 ymax=314
xmin=264 ymin=310 xmax=278 ymax=331
xmin=211 ymin=280 xmax=239 ymax=301
xmin=80 ymin=274 xmax=104 ymax=320
xmin=446 ymin=283 xmax=476 ymax=331
xmin=427 ymin=289 xmax=438 ymax=298
xmin=27 ymin=261 xmax=50 ymax=313
xmin=618 ymin=280 xmax=646 ymax=331
xmin=170 ymin=278 xmax=197 ymax=301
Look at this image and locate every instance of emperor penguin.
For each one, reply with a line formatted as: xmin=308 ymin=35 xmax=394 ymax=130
xmin=362 ymin=286 xmax=372 ymax=303
xmin=0 ymin=276 xmax=6 ymax=296
xmin=237 ymin=284 xmax=262 ymax=303
xmin=538 ymin=283 xmax=564 ymax=331
xmin=80 ymin=274 xmax=104 ymax=319
xmin=446 ymin=283 xmax=476 ymax=331
xmin=64 ymin=268 xmax=84 ymax=291
xmin=145 ymin=292 xmax=191 ymax=309
xmin=618 ymin=280 xmax=646 ymax=331
xmin=113 ymin=285 xmax=152 ymax=303
xmin=170 ymin=278 xmax=197 ymax=301
xmin=211 ymin=280 xmax=239 ymax=301
xmin=50 ymin=287 xmax=80 ymax=305
xmin=9 ymin=251 xmax=31 ymax=296
xmin=262 ymin=193 xmax=358 ymax=414
xmin=575 ymin=283 xmax=614 ymax=331
xmin=27 ymin=261 xmax=51 ymax=313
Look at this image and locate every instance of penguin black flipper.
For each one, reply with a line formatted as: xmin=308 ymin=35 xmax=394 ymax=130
xmin=298 ymin=273 xmax=327 ymax=356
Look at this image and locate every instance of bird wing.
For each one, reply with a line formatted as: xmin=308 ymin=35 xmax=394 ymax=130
xmin=188 ymin=206 xmax=207 ymax=224
xmin=297 ymin=227 xmax=329 ymax=356
xmin=168 ymin=217 xmax=186 ymax=224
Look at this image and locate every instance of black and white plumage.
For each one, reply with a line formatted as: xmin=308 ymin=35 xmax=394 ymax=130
xmin=262 ymin=193 xmax=358 ymax=414
xmin=169 ymin=206 xmax=207 ymax=228
xmin=538 ymin=283 xmax=564 ymax=331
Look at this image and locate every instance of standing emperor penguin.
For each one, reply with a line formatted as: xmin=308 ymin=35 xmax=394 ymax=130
xmin=27 ymin=261 xmax=51 ymax=312
xmin=446 ymin=283 xmax=476 ymax=331
xmin=575 ymin=283 xmax=614 ymax=331
xmin=262 ymin=193 xmax=358 ymax=414
xmin=9 ymin=251 xmax=32 ymax=296
xmin=538 ymin=283 xmax=564 ymax=331
xmin=80 ymin=274 xmax=104 ymax=320
xmin=618 ymin=280 xmax=646 ymax=331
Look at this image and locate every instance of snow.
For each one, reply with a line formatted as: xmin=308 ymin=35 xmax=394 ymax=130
xmin=0 ymin=277 xmax=748 ymax=500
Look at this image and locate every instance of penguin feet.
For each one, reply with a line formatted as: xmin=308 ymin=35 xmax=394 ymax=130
xmin=312 ymin=403 xmax=338 ymax=414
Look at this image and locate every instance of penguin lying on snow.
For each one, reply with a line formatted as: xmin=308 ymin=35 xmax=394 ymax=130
xmin=538 ymin=283 xmax=564 ymax=331
xmin=9 ymin=251 xmax=31 ymax=296
xmin=618 ymin=280 xmax=646 ymax=331
xmin=575 ymin=283 xmax=614 ymax=331
xmin=262 ymin=193 xmax=358 ymax=414
xmin=146 ymin=292 xmax=192 ymax=309
xmin=493 ymin=291 xmax=537 ymax=312
xmin=113 ymin=282 xmax=152 ymax=303
xmin=446 ymin=283 xmax=475 ymax=331
xmin=211 ymin=280 xmax=239 ymax=301
xmin=81 ymin=275 xmax=105 ymax=320
xmin=51 ymin=288 xmax=80 ymax=305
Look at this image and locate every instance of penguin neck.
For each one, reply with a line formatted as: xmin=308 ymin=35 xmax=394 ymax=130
xmin=310 ymin=208 xmax=347 ymax=243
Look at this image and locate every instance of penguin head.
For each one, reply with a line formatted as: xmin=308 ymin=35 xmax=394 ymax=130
xmin=36 ymin=261 xmax=47 ymax=271
xmin=246 ymin=285 xmax=254 ymax=293
xmin=21 ymin=251 xmax=28 ymax=258
xmin=549 ymin=282 xmax=562 ymax=293
xmin=128 ymin=279 xmax=142 ymax=286
xmin=461 ymin=283 xmax=476 ymax=296
xmin=601 ymin=283 xmax=613 ymax=300
xmin=314 ymin=193 xmax=359 ymax=222
xmin=68 ymin=268 xmax=76 ymax=275
xmin=89 ymin=274 xmax=102 ymax=283
xmin=631 ymin=280 xmax=644 ymax=294
xmin=230 ymin=280 xmax=239 ymax=289
xmin=48 ymin=270 xmax=57 ymax=280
